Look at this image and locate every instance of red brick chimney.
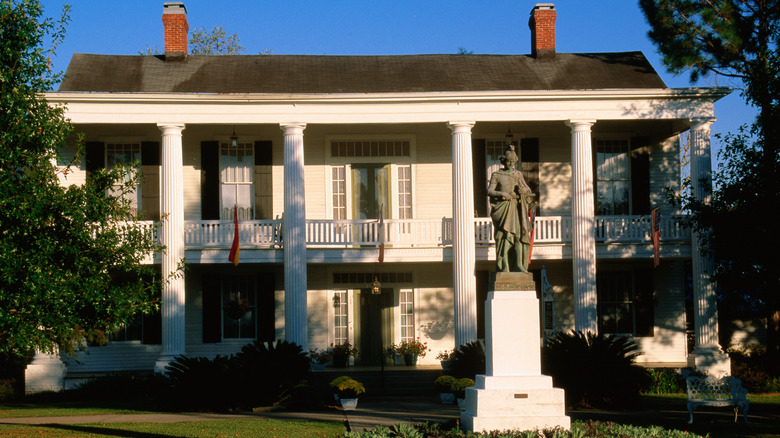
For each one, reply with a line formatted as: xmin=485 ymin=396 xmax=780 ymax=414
xmin=529 ymin=3 xmax=556 ymax=59
xmin=162 ymin=2 xmax=188 ymax=58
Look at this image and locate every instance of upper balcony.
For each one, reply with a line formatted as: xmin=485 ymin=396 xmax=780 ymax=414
xmin=137 ymin=215 xmax=692 ymax=264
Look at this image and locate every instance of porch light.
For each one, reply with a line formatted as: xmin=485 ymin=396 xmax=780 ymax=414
xmin=372 ymin=276 xmax=381 ymax=295
xmin=230 ymin=126 xmax=239 ymax=147
xmin=505 ymin=125 xmax=515 ymax=145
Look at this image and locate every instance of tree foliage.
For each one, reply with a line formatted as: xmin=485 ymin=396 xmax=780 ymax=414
xmin=0 ymin=0 xmax=165 ymax=358
xmin=641 ymin=0 xmax=780 ymax=372
xmin=189 ymin=25 xmax=244 ymax=55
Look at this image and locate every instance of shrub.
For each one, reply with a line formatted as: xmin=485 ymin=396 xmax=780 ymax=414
xmin=164 ymin=354 xmax=239 ymax=411
xmin=235 ymin=339 xmax=311 ymax=407
xmin=541 ymin=331 xmax=650 ymax=408
xmin=329 ymin=376 xmax=365 ymax=398
xmin=0 ymin=378 xmax=14 ymax=402
xmin=434 ymin=375 xmax=457 ymax=393
xmin=642 ymin=368 xmax=686 ymax=394
xmin=450 ymin=377 xmax=474 ymax=398
xmin=450 ymin=341 xmax=485 ymax=379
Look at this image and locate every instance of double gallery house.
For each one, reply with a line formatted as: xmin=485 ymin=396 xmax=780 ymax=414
xmin=27 ymin=2 xmax=732 ymax=391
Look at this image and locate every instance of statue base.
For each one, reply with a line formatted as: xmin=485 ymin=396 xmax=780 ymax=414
xmin=461 ymin=272 xmax=570 ymax=433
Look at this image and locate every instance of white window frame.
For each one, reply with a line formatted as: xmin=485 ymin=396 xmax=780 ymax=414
xmin=328 ymin=289 xmax=354 ymax=349
xmin=595 ymin=138 xmax=632 ymax=216
xmin=219 ymin=141 xmax=255 ymax=220
xmin=597 ymin=269 xmax=636 ymax=335
xmin=105 ymin=142 xmax=142 ymax=215
xmin=221 ymin=274 xmax=258 ymax=340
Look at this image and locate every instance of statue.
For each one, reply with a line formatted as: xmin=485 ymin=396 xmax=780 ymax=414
xmin=487 ymin=145 xmax=537 ymax=273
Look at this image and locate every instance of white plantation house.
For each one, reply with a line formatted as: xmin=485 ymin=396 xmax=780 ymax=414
xmin=27 ymin=2 xmax=732 ymax=392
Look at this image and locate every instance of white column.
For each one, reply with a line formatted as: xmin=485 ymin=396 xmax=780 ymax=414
xmin=155 ymin=122 xmax=186 ymax=373
xmin=567 ymin=120 xmax=598 ymax=334
xmin=688 ymin=118 xmax=730 ymax=376
xmin=449 ymin=122 xmax=477 ymax=347
xmin=281 ymin=123 xmax=308 ymax=351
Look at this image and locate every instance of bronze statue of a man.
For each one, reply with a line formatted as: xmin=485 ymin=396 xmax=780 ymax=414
xmin=487 ymin=145 xmax=537 ymax=273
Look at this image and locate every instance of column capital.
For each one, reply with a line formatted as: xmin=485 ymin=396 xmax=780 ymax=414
xmin=280 ymin=122 xmax=307 ymax=134
xmin=689 ymin=117 xmax=716 ymax=131
xmin=565 ymin=119 xmax=596 ymax=131
xmin=447 ymin=121 xmax=475 ymax=133
xmin=156 ymin=122 xmax=186 ymax=134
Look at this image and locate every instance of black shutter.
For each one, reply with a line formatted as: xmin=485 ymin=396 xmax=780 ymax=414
xmin=472 ymin=139 xmax=487 ymax=217
xmin=201 ymin=141 xmax=220 ymax=220
xmin=631 ymin=137 xmax=651 ymax=215
xmin=254 ymin=141 xmax=273 ymax=220
xmin=142 ymin=310 xmax=162 ymax=344
xmin=634 ymin=268 xmax=655 ymax=337
xmin=257 ymin=272 xmax=275 ymax=342
xmin=202 ymin=272 xmax=222 ymax=343
xmin=141 ymin=141 xmax=160 ymax=166
xmin=85 ymin=141 xmax=105 ymax=176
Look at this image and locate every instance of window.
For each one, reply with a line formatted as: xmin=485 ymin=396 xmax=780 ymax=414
xmin=331 ymin=140 xmax=410 ymax=158
xmin=332 ymin=166 xmax=347 ymax=220
xmin=222 ymin=275 xmax=257 ymax=339
xmin=397 ymin=165 xmax=412 ymax=219
xmin=220 ymin=143 xmax=254 ymax=220
xmin=399 ymin=289 xmax=415 ymax=343
xmin=597 ymin=271 xmax=635 ymax=334
xmin=110 ymin=314 xmax=142 ymax=342
xmin=106 ymin=143 xmax=141 ymax=215
xmin=333 ymin=290 xmax=349 ymax=345
xmin=596 ymin=139 xmax=631 ymax=215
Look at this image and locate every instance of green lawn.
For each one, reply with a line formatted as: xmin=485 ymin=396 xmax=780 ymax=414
xmin=0 ymin=418 xmax=347 ymax=437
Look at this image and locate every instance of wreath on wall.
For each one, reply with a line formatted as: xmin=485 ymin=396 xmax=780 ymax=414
xmin=225 ymin=297 xmax=249 ymax=320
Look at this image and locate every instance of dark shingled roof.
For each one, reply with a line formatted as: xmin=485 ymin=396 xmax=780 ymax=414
xmin=58 ymin=52 xmax=666 ymax=94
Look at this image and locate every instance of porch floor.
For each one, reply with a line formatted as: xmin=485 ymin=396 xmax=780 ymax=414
xmin=310 ymin=365 xmax=445 ymax=397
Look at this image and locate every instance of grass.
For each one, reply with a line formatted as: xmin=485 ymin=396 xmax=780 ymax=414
xmin=0 ymin=418 xmax=347 ymax=437
xmin=1 ymin=394 xmax=778 ymax=438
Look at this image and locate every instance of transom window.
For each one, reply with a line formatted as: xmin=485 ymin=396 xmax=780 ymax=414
xmin=220 ymin=143 xmax=254 ymax=220
xmin=596 ymin=139 xmax=631 ymax=215
xmin=331 ymin=140 xmax=410 ymax=158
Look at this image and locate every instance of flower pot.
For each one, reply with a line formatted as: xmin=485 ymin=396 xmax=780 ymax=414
xmin=403 ymin=353 xmax=417 ymax=366
xmin=340 ymin=398 xmax=358 ymax=410
xmin=457 ymin=398 xmax=466 ymax=410
xmin=439 ymin=392 xmax=455 ymax=405
xmin=332 ymin=353 xmax=347 ymax=368
xmin=440 ymin=360 xmax=454 ymax=371
xmin=393 ymin=354 xmax=403 ymax=366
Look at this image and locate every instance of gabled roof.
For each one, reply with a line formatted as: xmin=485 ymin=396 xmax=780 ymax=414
xmin=58 ymin=52 xmax=666 ymax=94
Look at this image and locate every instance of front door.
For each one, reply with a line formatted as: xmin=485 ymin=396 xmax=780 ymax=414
xmin=357 ymin=288 xmax=393 ymax=366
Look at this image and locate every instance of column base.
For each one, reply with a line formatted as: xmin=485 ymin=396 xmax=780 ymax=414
xmin=461 ymin=377 xmax=570 ymax=434
xmin=692 ymin=347 xmax=731 ymax=377
xmin=25 ymin=353 xmax=66 ymax=394
xmin=154 ymin=354 xmax=179 ymax=374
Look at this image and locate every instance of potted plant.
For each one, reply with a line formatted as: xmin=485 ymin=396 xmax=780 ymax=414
xmin=451 ymin=377 xmax=475 ymax=410
xmin=329 ymin=376 xmax=365 ymax=410
xmin=308 ymin=348 xmax=332 ymax=371
xmin=436 ymin=349 xmax=456 ymax=371
xmin=384 ymin=344 xmax=402 ymax=366
xmin=434 ymin=375 xmax=457 ymax=405
xmin=331 ymin=341 xmax=357 ymax=367
xmin=397 ymin=338 xmax=428 ymax=366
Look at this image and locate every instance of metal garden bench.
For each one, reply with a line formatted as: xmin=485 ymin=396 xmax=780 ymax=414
xmin=686 ymin=376 xmax=749 ymax=424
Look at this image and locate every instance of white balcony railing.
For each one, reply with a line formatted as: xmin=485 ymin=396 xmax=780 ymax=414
xmin=169 ymin=215 xmax=689 ymax=249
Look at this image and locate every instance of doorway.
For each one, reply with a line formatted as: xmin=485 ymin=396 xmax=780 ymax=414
xmin=356 ymin=288 xmax=393 ymax=366
xmin=351 ymin=164 xmax=389 ymax=220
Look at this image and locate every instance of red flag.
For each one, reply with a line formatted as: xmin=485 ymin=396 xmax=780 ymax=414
xmin=650 ymin=207 xmax=660 ymax=267
xmin=527 ymin=207 xmax=536 ymax=266
xmin=378 ymin=204 xmax=385 ymax=263
xmin=228 ymin=207 xmax=240 ymax=266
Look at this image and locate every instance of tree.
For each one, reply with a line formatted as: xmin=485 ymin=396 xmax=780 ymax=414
xmin=1 ymin=0 xmax=166 ymax=359
xmin=189 ymin=25 xmax=244 ymax=55
xmin=641 ymin=0 xmax=780 ymax=372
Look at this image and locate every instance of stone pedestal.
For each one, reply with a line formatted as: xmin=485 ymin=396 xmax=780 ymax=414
xmin=461 ymin=272 xmax=570 ymax=433
xmin=25 ymin=351 xmax=66 ymax=394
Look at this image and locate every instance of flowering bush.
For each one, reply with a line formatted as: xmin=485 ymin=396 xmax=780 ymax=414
xmin=331 ymin=341 xmax=358 ymax=358
xmin=450 ymin=377 xmax=475 ymax=398
xmin=329 ymin=376 xmax=365 ymax=398
xmin=397 ymin=338 xmax=428 ymax=357
xmin=308 ymin=348 xmax=333 ymax=364
xmin=434 ymin=375 xmax=457 ymax=393
xmin=436 ymin=349 xmax=456 ymax=361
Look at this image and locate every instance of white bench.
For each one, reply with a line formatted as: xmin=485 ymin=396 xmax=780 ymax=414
xmin=686 ymin=376 xmax=749 ymax=424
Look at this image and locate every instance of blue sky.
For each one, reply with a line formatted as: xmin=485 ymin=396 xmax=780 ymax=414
xmin=42 ymin=0 xmax=755 ymax=162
